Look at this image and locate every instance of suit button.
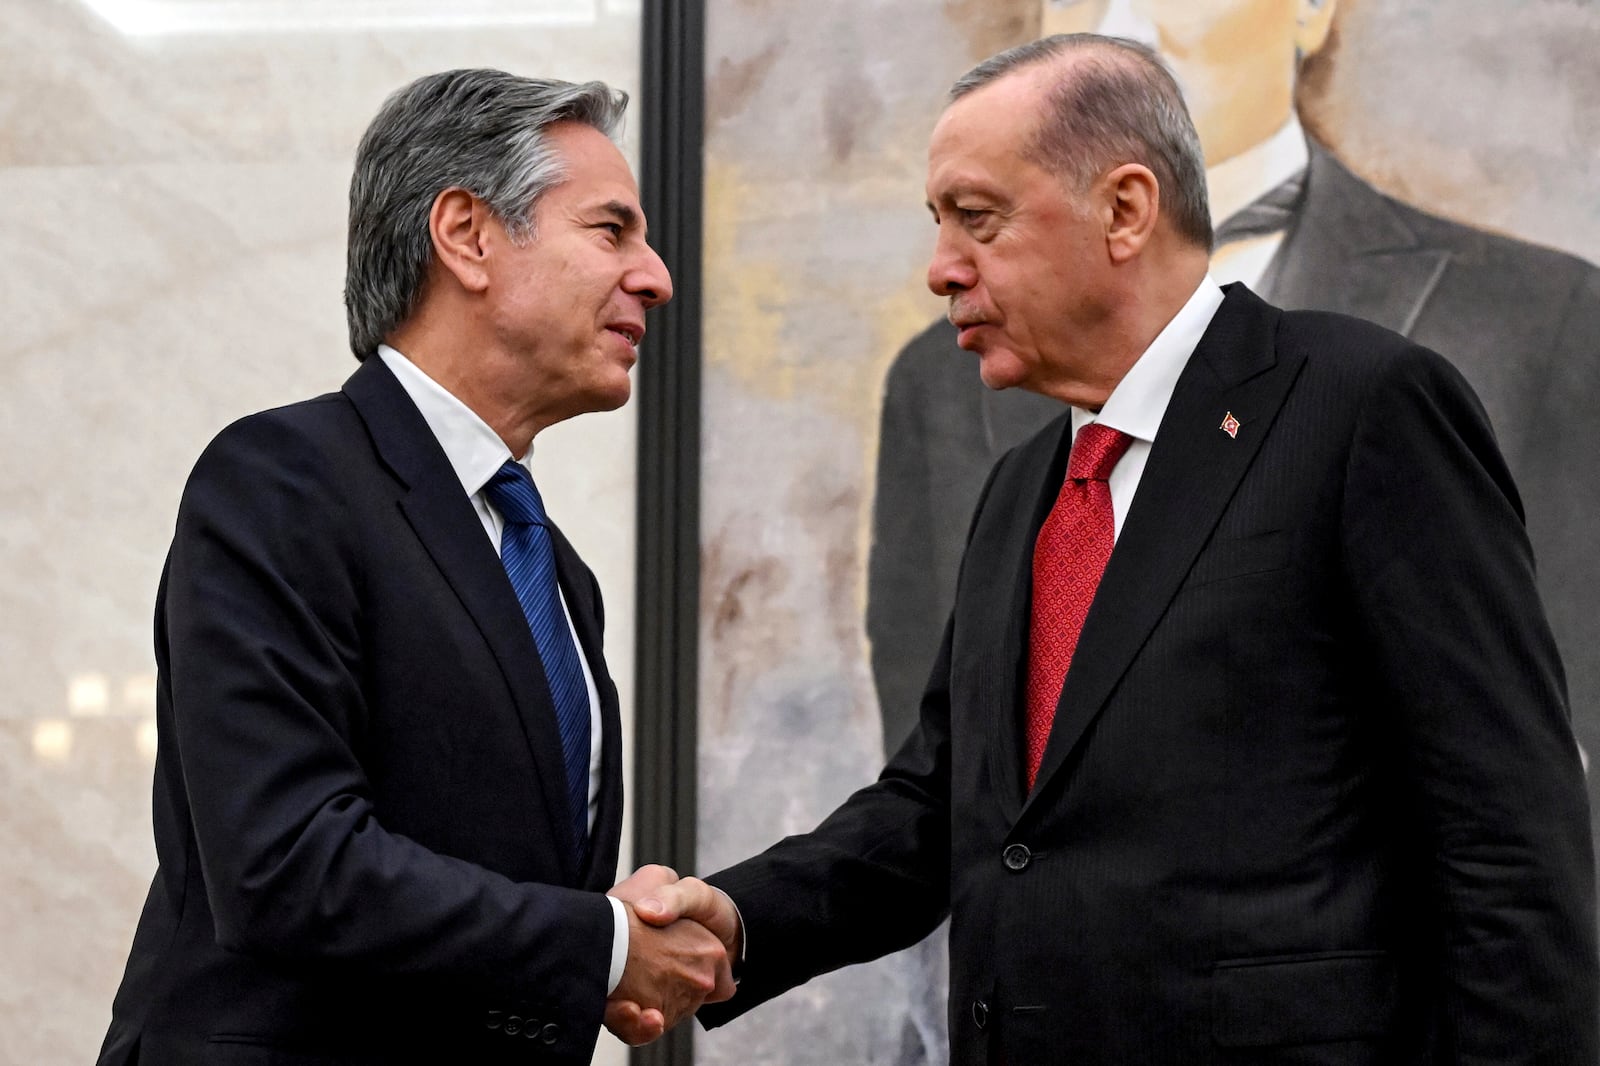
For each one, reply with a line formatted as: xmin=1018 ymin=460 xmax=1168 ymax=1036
xmin=540 ymin=1023 xmax=560 ymax=1045
xmin=485 ymin=1010 xmax=502 ymax=1030
xmin=503 ymin=1015 xmax=523 ymax=1036
xmin=1003 ymin=843 xmax=1031 ymax=871
xmin=972 ymin=999 xmax=989 ymax=1030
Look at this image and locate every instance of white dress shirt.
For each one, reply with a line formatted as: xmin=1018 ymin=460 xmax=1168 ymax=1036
xmin=377 ymin=344 xmax=627 ymax=993
xmin=1068 ymin=276 xmax=1227 ymax=539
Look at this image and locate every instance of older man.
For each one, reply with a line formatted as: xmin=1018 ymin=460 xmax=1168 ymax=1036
xmin=654 ymin=35 xmax=1597 ymax=1065
xmin=869 ymin=1 xmax=1600 ymax=811
xmin=96 ymin=70 xmax=728 ymax=1065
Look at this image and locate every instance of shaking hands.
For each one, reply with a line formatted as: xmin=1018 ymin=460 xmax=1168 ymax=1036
xmin=604 ymin=865 xmax=744 ymax=1045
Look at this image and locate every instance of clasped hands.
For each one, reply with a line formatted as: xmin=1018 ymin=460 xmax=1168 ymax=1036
xmin=604 ymin=864 xmax=743 ymax=1045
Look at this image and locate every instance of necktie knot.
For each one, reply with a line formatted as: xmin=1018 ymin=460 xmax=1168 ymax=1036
xmin=1068 ymin=424 xmax=1133 ymax=482
xmin=483 ymin=460 xmax=548 ymax=527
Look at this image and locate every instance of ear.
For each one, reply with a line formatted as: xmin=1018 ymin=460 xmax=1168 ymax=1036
xmin=428 ymin=187 xmax=493 ymax=294
xmin=1295 ymin=0 xmax=1338 ymax=58
xmin=1102 ymin=163 xmax=1159 ymax=265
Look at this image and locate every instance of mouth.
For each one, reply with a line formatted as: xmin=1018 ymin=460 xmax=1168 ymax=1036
xmin=948 ymin=303 xmax=990 ymax=350
xmin=605 ymin=322 xmax=644 ymax=347
xmin=950 ymin=319 xmax=987 ymax=350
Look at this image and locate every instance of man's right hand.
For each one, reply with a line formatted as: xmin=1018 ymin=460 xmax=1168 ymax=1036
xmin=605 ymin=900 xmax=733 ymax=1044
xmin=633 ymin=876 xmax=743 ymax=964
xmin=604 ymin=869 xmax=742 ymax=1045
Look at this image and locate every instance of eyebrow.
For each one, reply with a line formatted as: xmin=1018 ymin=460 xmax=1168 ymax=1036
xmin=926 ymin=182 xmax=999 ymax=217
xmin=595 ymin=199 xmax=643 ymax=236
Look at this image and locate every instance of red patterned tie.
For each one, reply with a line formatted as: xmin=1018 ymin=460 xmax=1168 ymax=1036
xmin=1025 ymin=423 xmax=1134 ymax=788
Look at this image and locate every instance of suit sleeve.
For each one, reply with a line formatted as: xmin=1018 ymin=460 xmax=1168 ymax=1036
xmin=164 ymin=412 xmax=613 ymax=1053
xmin=1341 ymin=345 xmax=1599 ymax=1063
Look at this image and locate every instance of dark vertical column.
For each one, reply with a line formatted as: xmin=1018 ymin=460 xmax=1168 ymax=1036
xmin=633 ymin=0 xmax=704 ymax=1063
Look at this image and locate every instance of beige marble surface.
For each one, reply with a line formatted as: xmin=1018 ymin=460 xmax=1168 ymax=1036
xmin=0 ymin=2 xmax=641 ymax=1062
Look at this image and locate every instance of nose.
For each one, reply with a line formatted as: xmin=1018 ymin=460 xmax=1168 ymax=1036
xmin=926 ymin=225 xmax=975 ymax=298
xmin=629 ymin=241 xmax=674 ymax=309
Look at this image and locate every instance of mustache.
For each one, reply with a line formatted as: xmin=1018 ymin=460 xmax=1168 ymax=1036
xmin=947 ymin=299 xmax=987 ymax=329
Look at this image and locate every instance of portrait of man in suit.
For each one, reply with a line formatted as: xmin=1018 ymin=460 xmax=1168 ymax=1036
xmin=868 ymin=0 xmax=1600 ymax=832
xmin=652 ymin=32 xmax=1597 ymax=1064
xmin=95 ymin=69 xmax=730 ymax=1065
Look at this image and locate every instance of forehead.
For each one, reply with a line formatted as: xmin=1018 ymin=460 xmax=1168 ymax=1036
xmin=926 ymin=71 xmax=1050 ymax=199
xmin=540 ymin=121 xmax=641 ymax=208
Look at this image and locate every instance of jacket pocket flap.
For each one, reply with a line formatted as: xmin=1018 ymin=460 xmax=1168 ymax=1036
xmin=1186 ymin=529 xmax=1290 ymax=589
xmin=1212 ymin=950 xmax=1395 ymax=1048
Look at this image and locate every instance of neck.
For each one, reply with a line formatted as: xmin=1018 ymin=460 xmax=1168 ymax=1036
xmin=1046 ymin=247 xmax=1209 ymax=410
xmin=387 ymin=315 xmax=542 ymax=458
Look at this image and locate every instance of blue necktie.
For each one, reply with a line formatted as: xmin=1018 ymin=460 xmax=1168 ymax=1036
xmin=483 ymin=460 xmax=590 ymax=856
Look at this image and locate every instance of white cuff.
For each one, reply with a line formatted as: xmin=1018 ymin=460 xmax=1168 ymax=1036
xmin=715 ymin=887 xmax=748 ymax=969
xmin=606 ymin=895 xmax=628 ymax=995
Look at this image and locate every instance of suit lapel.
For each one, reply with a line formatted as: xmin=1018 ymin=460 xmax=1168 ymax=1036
xmin=1264 ymin=140 xmax=1451 ymax=339
xmin=1019 ymin=287 xmax=1307 ymax=823
xmin=343 ymin=358 xmax=582 ymax=879
xmin=548 ymin=524 xmax=625 ymax=888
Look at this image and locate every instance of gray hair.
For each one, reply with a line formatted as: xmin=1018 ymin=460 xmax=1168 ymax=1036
xmin=950 ymin=35 xmax=1212 ymax=250
xmin=344 ymin=69 xmax=629 ymax=360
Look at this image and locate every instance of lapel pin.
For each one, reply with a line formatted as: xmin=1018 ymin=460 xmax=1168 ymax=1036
xmin=1219 ymin=412 xmax=1241 ymax=439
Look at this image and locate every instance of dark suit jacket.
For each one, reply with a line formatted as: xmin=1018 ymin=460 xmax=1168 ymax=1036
xmin=868 ymin=143 xmax=1600 ymax=865
xmin=710 ymin=286 xmax=1598 ymax=1064
xmin=97 ymin=357 xmax=624 ymax=1066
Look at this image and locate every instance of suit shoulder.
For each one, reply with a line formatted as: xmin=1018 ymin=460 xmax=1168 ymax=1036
xmin=1399 ymin=200 xmax=1597 ymax=281
xmin=196 ymin=391 xmax=357 ymax=467
xmin=183 ymin=390 xmax=367 ymax=516
xmin=1383 ymin=195 xmax=1600 ymax=326
xmin=1276 ymin=307 xmax=1477 ymax=404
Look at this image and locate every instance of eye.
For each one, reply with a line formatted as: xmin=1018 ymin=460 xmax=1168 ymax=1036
xmin=596 ymin=222 xmax=624 ymax=239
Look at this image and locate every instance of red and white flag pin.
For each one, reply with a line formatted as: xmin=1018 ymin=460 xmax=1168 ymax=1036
xmin=1219 ymin=411 xmax=1241 ymax=439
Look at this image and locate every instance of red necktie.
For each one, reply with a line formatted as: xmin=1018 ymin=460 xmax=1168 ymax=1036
xmin=1025 ymin=423 xmax=1134 ymax=788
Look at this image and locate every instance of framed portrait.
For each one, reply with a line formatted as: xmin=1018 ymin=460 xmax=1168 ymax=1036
xmin=686 ymin=1 xmax=1600 ymax=1062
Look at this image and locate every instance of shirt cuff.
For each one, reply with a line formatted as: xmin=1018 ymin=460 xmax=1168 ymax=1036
xmin=606 ymin=895 xmax=628 ymax=995
xmin=715 ymin=887 xmax=748 ymax=971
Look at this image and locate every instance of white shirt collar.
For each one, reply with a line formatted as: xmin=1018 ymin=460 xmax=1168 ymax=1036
xmin=376 ymin=344 xmax=523 ymax=496
xmin=1206 ymin=114 xmax=1309 ymax=231
xmin=1072 ymin=276 xmax=1226 ymax=442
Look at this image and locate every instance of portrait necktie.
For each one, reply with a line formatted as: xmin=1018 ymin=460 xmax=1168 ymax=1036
xmin=1024 ymin=423 xmax=1134 ymax=789
xmin=1212 ymin=169 xmax=1306 ymax=247
xmin=483 ymin=460 xmax=590 ymax=855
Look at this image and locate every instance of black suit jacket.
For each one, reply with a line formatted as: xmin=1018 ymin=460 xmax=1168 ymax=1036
xmin=98 ymin=357 xmax=624 ymax=1066
xmin=868 ymin=144 xmax=1600 ymax=861
xmin=710 ymin=286 xmax=1597 ymax=1064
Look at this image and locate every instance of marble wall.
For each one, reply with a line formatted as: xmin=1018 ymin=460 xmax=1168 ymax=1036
xmin=0 ymin=2 xmax=643 ymax=1063
xmin=694 ymin=1 xmax=1600 ymax=1063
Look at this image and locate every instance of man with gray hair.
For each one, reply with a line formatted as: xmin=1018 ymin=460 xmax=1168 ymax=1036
xmin=650 ymin=35 xmax=1598 ymax=1064
xmin=97 ymin=69 xmax=729 ymax=1065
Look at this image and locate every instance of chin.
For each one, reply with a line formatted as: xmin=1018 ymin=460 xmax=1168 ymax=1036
xmin=596 ymin=378 xmax=632 ymax=411
xmin=977 ymin=350 xmax=1029 ymax=392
